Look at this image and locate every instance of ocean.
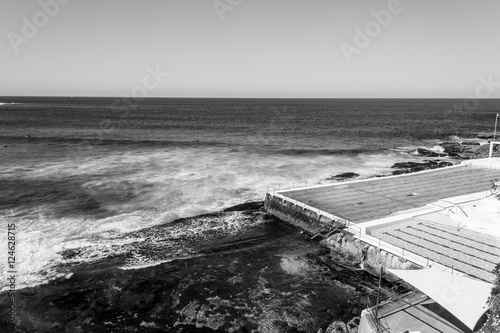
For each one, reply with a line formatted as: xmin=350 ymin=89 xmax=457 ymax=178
xmin=1 ymin=97 xmax=499 ymax=288
xmin=0 ymin=97 xmax=499 ymax=331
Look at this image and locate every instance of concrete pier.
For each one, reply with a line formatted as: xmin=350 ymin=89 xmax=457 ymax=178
xmin=265 ymin=159 xmax=500 ymax=281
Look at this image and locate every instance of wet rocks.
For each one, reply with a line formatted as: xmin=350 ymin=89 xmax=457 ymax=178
xmin=461 ymin=141 xmax=481 ymax=146
xmin=370 ymin=174 xmax=388 ymax=178
xmin=58 ymin=203 xmax=272 ymax=271
xmin=442 ymin=142 xmax=481 ymax=159
xmin=346 ymin=317 xmax=360 ymax=333
xmin=391 ymin=160 xmax=453 ymax=175
xmin=441 ymin=141 xmax=500 ymax=159
xmin=440 ymin=142 xmax=466 ymax=156
xmin=475 ymin=143 xmax=500 ymax=158
xmin=440 ymin=132 xmax=500 ymax=159
xmin=2 ymin=202 xmax=399 ymax=333
xmin=327 ymin=172 xmax=360 ymax=181
xmin=349 ymin=307 xmax=361 ymax=316
xmin=476 ymin=132 xmax=496 ymax=140
xmin=324 ymin=320 xmax=349 ymax=333
xmin=326 ymin=137 xmax=497 ymax=179
xmin=416 ymin=148 xmax=447 ymax=157
xmin=392 ymin=161 xmax=426 ymax=170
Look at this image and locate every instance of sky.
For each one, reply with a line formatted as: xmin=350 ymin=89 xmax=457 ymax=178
xmin=1 ymin=0 xmax=499 ymax=98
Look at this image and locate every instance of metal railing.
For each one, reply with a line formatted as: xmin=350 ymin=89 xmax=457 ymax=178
xmin=266 ymin=179 xmax=328 ymax=194
xmin=266 ymin=190 xmax=467 ymax=277
xmin=269 ymin=192 xmax=352 ymax=226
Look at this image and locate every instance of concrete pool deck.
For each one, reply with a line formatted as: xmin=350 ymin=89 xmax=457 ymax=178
xmin=268 ymin=158 xmax=500 ymax=282
xmin=277 ymin=160 xmax=500 ymax=223
xmin=365 ymin=201 xmax=500 ymax=282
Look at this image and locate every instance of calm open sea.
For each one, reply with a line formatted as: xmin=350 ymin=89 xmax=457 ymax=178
xmin=1 ymin=97 xmax=499 ymax=289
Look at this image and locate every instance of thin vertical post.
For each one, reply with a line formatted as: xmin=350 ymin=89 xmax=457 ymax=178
xmin=494 ymin=113 xmax=499 ymax=141
xmin=375 ymin=266 xmax=383 ymax=322
xmin=306 ymin=180 xmax=307 ymax=187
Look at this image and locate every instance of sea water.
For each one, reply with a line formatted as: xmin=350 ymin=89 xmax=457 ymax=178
xmin=0 ymin=97 xmax=498 ymax=289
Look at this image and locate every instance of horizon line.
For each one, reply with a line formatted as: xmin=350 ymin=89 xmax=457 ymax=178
xmin=3 ymin=96 xmax=500 ymax=100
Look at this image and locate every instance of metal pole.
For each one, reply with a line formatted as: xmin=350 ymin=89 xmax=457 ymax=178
xmin=375 ymin=266 xmax=383 ymax=322
xmin=494 ymin=113 xmax=499 ymax=141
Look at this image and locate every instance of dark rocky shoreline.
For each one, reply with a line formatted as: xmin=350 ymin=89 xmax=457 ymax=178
xmin=329 ymin=136 xmax=500 ymax=181
xmin=0 ymin=202 xmax=405 ymax=333
xmin=390 ymin=138 xmax=499 ymax=175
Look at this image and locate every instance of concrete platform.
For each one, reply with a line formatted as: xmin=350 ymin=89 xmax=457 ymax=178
xmin=367 ymin=212 xmax=500 ymax=282
xmin=271 ymin=159 xmax=500 ymax=282
xmin=360 ymin=291 xmax=479 ymax=333
xmin=279 ymin=162 xmax=500 ymax=223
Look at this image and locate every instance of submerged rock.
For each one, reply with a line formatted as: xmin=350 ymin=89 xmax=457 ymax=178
xmin=391 ymin=160 xmax=453 ymax=175
xmin=416 ymin=148 xmax=447 ymax=157
xmin=392 ymin=161 xmax=425 ymax=169
xmin=461 ymin=140 xmax=481 ymax=146
xmin=327 ymin=172 xmax=360 ymax=181
xmin=476 ymin=132 xmax=495 ymax=140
